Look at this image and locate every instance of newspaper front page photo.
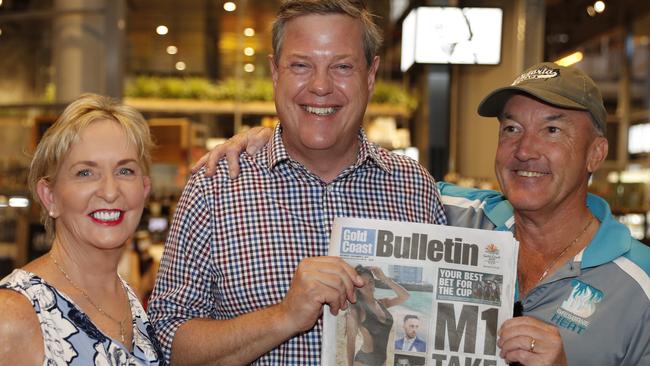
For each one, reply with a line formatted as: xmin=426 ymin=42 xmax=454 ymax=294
xmin=321 ymin=217 xmax=519 ymax=366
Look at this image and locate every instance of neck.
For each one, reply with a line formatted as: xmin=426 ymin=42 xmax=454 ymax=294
xmin=49 ymin=237 xmax=124 ymax=294
xmin=514 ymin=196 xmax=593 ymax=254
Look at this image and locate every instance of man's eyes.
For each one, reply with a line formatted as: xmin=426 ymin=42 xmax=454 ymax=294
xmin=547 ymin=126 xmax=561 ymax=134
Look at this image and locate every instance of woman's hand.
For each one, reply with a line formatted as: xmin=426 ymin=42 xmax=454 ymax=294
xmin=369 ymin=266 xmax=388 ymax=282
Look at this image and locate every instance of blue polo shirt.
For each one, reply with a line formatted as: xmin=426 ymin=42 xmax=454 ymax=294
xmin=438 ymin=182 xmax=650 ymax=366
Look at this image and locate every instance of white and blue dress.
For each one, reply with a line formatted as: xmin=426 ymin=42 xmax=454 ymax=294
xmin=0 ymin=269 xmax=165 ymax=365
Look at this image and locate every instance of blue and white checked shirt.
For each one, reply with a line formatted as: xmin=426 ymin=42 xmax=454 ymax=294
xmin=148 ymin=126 xmax=447 ymax=365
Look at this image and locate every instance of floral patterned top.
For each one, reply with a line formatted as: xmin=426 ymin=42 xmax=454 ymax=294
xmin=0 ymin=269 xmax=165 ymax=366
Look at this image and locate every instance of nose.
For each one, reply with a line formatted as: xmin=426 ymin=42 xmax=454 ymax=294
xmin=513 ymin=131 xmax=540 ymax=161
xmin=308 ymin=67 xmax=333 ymax=96
xmin=97 ymin=174 xmax=119 ymax=202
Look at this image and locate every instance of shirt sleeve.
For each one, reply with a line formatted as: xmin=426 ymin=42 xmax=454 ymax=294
xmin=437 ymin=181 xmax=514 ymax=230
xmin=147 ymin=173 xmax=217 ymax=364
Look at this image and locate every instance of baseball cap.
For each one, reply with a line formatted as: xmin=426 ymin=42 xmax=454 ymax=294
xmin=477 ymin=62 xmax=607 ymax=133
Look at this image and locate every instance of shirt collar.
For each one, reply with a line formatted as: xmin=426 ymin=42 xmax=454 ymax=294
xmin=580 ymin=193 xmax=633 ymax=268
xmin=266 ymin=124 xmax=392 ymax=174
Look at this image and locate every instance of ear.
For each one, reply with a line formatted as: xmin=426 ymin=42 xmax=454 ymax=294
xmin=268 ymin=54 xmax=279 ymax=89
xmin=36 ymin=178 xmax=57 ymax=218
xmin=586 ymin=136 xmax=608 ymax=173
xmin=142 ymin=175 xmax=152 ymax=199
xmin=367 ymin=56 xmax=380 ymax=94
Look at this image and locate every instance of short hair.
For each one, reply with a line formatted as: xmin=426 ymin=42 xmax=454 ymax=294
xmin=272 ymin=0 xmax=383 ymax=66
xmin=28 ymin=93 xmax=153 ymax=237
xmin=404 ymin=314 xmax=419 ymax=323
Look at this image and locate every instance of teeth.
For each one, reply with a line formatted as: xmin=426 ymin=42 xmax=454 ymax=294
xmin=92 ymin=211 xmax=121 ymax=221
xmin=304 ymin=106 xmax=337 ymax=116
xmin=516 ymin=170 xmax=546 ymax=177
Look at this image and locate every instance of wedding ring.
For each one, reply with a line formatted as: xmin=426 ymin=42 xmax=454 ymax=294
xmin=529 ymin=337 xmax=536 ymax=353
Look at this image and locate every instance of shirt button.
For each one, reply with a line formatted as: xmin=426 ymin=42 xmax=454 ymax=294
xmin=326 ymin=186 xmax=333 ymax=193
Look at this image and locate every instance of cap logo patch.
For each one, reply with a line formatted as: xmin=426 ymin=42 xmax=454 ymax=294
xmin=512 ymin=66 xmax=560 ymax=85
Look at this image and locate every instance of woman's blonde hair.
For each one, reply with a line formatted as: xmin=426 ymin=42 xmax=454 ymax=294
xmin=28 ymin=93 xmax=154 ymax=236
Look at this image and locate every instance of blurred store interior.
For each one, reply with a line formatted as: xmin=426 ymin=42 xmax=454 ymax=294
xmin=0 ymin=0 xmax=649 ymax=297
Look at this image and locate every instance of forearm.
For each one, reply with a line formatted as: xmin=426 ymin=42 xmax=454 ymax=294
xmin=171 ymin=303 xmax=295 ymax=365
xmin=385 ymin=278 xmax=409 ymax=301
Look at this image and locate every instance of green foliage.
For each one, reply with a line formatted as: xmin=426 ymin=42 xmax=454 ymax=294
xmin=372 ymin=80 xmax=418 ymax=110
xmin=125 ymin=76 xmax=417 ymax=110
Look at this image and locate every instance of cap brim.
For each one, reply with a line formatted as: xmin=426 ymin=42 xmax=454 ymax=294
xmin=477 ymin=86 xmax=588 ymax=118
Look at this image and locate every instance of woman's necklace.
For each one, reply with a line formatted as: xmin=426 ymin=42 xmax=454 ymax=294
xmin=537 ymin=216 xmax=595 ymax=283
xmin=49 ymin=254 xmax=130 ymax=343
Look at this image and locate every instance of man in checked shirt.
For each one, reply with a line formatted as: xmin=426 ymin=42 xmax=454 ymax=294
xmin=147 ymin=1 xmax=447 ymax=365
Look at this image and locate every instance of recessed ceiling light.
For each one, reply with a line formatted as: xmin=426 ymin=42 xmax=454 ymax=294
xmin=244 ymin=47 xmax=255 ymax=56
xmin=156 ymin=25 xmax=169 ymax=35
xmin=175 ymin=61 xmax=186 ymax=71
xmin=167 ymin=45 xmax=178 ymax=55
xmin=224 ymin=2 xmax=236 ymax=12
xmin=244 ymin=63 xmax=255 ymax=72
xmin=594 ymin=1 xmax=606 ymax=13
xmin=244 ymin=27 xmax=255 ymax=37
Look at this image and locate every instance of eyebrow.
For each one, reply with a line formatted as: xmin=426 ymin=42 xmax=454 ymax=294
xmin=499 ymin=112 xmax=568 ymax=122
xmin=70 ymin=159 xmax=139 ymax=168
xmin=544 ymin=113 xmax=568 ymax=122
xmin=285 ymin=53 xmax=356 ymax=62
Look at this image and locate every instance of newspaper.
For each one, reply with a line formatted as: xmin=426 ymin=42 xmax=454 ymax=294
xmin=321 ymin=217 xmax=519 ymax=366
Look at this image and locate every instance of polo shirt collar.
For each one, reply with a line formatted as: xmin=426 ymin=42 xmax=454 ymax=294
xmin=266 ymin=124 xmax=392 ymax=174
xmin=580 ymin=193 xmax=633 ymax=268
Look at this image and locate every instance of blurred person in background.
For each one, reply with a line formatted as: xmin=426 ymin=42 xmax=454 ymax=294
xmin=197 ymin=62 xmax=650 ymax=366
xmin=0 ymin=93 xmax=164 ymax=365
xmin=347 ymin=265 xmax=409 ymax=366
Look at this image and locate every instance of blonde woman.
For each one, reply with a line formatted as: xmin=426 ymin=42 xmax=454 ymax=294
xmin=0 ymin=94 xmax=164 ymax=365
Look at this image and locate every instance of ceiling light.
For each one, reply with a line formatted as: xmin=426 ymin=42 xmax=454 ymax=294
xmin=9 ymin=197 xmax=29 ymax=208
xmin=594 ymin=1 xmax=605 ymax=13
xmin=224 ymin=2 xmax=236 ymax=12
xmin=156 ymin=25 xmax=169 ymax=35
xmin=244 ymin=63 xmax=255 ymax=73
xmin=555 ymin=51 xmax=583 ymax=67
xmin=167 ymin=45 xmax=178 ymax=55
xmin=586 ymin=6 xmax=596 ymax=17
xmin=0 ymin=28 xmax=3 ymax=36
xmin=244 ymin=47 xmax=255 ymax=56
xmin=244 ymin=27 xmax=255 ymax=37
xmin=0 ymin=0 xmax=3 ymax=6
xmin=175 ymin=61 xmax=186 ymax=71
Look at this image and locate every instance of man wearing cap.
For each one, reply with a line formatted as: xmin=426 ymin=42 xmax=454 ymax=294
xmin=197 ymin=62 xmax=650 ymax=366
xmin=441 ymin=62 xmax=650 ymax=366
